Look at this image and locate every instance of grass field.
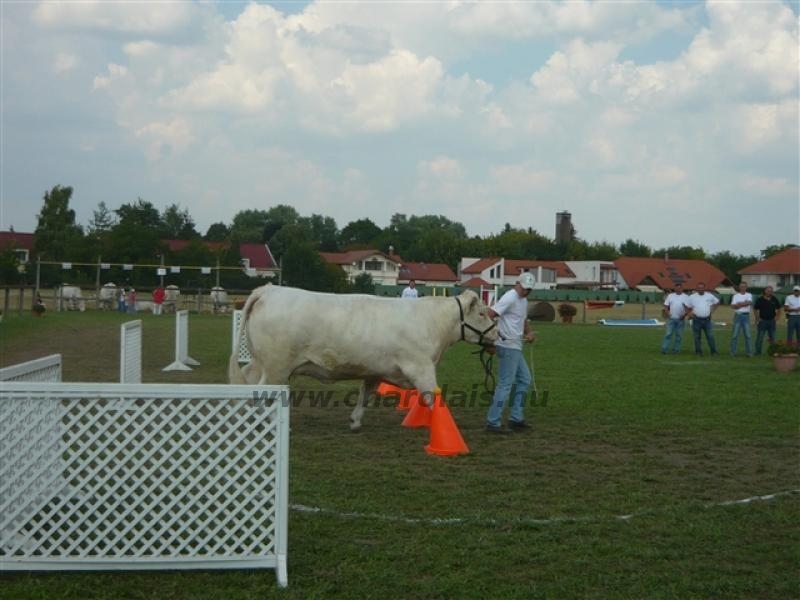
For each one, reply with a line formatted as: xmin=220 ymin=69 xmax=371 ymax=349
xmin=1 ymin=308 xmax=798 ymax=599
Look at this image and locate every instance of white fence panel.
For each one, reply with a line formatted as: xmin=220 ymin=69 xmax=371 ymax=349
xmin=0 ymin=354 xmax=62 ymax=382
xmin=0 ymin=383 xmax=290 ymax=587
xmin=0 ymin=355 xmax=68 ymax=552
xmin=232 ymin=310 xmax=252 ymax=364
xmin=120 ymin=320 xmax=142 ymax=383
xmin=163 ymin=310 xmax=200 ymax=371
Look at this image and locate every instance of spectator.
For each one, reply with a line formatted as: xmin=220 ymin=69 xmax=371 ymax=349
xmin=785 ymin=285 xmax=800 ymax=344
xmin=128 ymin=289 xmax=137 ymax=314
xmin=661 ymin=283 xmax=689 ymax=354
xmin=753 ymin=286 xmax=781 ymax=355
xmin=401 ymin=279 xmax=419 ymax=299
xmin=153 ymin=285 xmax=166 ymax=316
xmin=118 ymin=288 xmax=126 ymax=313
xmin=685 ymin=282 xmax=720 ymax=356
xmin=729 ymin=281 xmax=753 ymax=357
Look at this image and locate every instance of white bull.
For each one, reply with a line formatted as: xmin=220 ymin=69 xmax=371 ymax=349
xmin=229 ymin=285 xmax=498 ymax=431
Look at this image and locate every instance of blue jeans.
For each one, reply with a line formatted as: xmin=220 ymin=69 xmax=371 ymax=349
xmin=788 ymin=316 xmax=800 ymax=344
xmin=730 ymin=313 xmax=752 ymax=356
xmin=755 ymin=320 xmax=776 ymax=355
xmin=692 ymin=317 xmax=717 ymax=354
xmin=661 ymin=318 xmax=685 ymax=353
xmin=486 ymin=346 xmax=532 ymax=427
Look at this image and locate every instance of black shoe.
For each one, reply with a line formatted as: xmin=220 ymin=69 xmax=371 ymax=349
xmin=485 ymin=423 xmax=513 ymax=435
xmin=508 ymin=419 xmax=532 ymax=431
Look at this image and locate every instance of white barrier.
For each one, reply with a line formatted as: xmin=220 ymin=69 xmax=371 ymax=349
xmin=120 ymin=320 xmax=142 ymax=383
xmin=0 ymin=355 xmax=68 ymax=552
xmin=0 ymin=354 xmax=62 ymax=382
xmin=0 ymin=382 xmax=290 ymax=587
xmin=162 ymin=310 xmax=200 ymax=371
xmin=232 ymin=310 xmax=252 ymax=364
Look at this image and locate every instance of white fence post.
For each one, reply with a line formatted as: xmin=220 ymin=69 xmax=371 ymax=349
xmin=163 ymin=310 xmax=200 ymax=371
xmin=232 ymin=310 xmax=252 ymax=364
xmin=0 ymin=382 xmax=290 ymax=587
xmin=120 ymin=320 xmax=142 ymax=383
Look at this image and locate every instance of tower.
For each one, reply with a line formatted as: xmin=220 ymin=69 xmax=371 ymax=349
xmin=555 ymin=211 xmax=575 ymax=244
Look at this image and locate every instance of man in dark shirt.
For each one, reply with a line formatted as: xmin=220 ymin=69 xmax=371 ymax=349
xmin=753 ymin=286 xmax=781 ymax=355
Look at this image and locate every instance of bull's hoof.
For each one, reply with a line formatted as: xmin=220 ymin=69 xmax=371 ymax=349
xmin=349 ymin=420 xmax=362 ymax=433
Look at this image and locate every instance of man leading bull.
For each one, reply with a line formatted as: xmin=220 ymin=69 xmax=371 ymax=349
xmin=484 ymin=272 xmax=537 ymax=434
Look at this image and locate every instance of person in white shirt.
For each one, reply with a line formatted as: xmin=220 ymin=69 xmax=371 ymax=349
xmin=784 ymin=285 xmax=800 ymax=343
xmin=661 ymin=283 xmax=690 ymax=354
xmin=685 ymin=282 xmax=720 ymax=355
xmin=484 ymin=272 xmax=537 ymax=434
xmin=729 ymin=281 xmax=753 ymax=357
xmin=401 ymin=279 xmax=419 ymax=299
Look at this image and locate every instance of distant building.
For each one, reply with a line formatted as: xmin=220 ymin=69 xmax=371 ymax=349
xmin=555 ymin=211 xmax=575 ymax=245
xmin=0 ymin=231 xmax=35 ymax=264
xmin=319 ymin=249 xmax=402 ymax=285
xmin=614 ymin=256 xmax=729 ymax=292
xmin=459 ymin=257 xmax=573 ymax=290
xmin=738 ymin=247 xmax=800 ymax=291
xmin=397 ymin=262 xmax=458 ymax=287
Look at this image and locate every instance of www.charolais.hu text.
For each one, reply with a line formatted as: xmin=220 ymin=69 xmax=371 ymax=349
xmin=250 ymin=384 xmax=549 ymax=409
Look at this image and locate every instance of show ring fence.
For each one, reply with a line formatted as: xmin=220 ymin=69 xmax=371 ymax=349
xmin=0 ymin=382 xmax=291 ymax=587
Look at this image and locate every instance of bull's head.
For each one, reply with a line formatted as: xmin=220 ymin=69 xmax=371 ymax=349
xmin=456 ymin=290 xmax=498 ymax=347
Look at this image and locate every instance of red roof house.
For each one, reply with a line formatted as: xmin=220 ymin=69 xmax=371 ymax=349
xmin=397 ymin=262 xmax=458 ymax=286
xmin=738 ymin=247 xmax=800 ymax=291
xmin=0 ymin=231 xmax=35 ymax=262
xmin=614 ymin=256 xmax=729 ymax=291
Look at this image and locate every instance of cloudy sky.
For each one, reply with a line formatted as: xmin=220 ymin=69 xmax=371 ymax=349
xmin=1 ymin=0 xmax=798 ymax=256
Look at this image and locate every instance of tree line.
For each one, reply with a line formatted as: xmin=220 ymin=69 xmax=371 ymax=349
xmin=0 ymin=185 xmax=793 ymax=291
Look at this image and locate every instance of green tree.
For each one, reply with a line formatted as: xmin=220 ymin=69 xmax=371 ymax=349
xmin=230 ymin=209 xmax=269 ymax=242
xmin=281 ymin=239 xmax=343 ymax=291
xmin=708 ymin=250 xmax=758 ymax=284
xmin=619 ymin=239 xmax=652 ymax=257
xmin=33 ymin=185 xmax=85 ymax=260
xmin=351 ymin=272 xmax=375 ymax=294
xmin=339 ymin=218 xmax=382 ymax=248
xmin=205 ymin=222 xmax=230 ymax=241
xmin=301 ymin=214 xmax=339 ymax=251
xmin=0 ymin=246 xmax=23 ymax=284
xmin=107 ymin=199 xmax=166 ymax=268
xmin=653 ymin=246 xmax=706 ymax=260
xmin=161 ymin=204 xmax=198 ymax=239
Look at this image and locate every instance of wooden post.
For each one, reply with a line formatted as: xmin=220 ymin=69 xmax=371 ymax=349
xmin=17 ymin=286 xmax=24 ymax=315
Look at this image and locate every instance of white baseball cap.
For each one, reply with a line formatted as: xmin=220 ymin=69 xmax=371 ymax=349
xmin=518 ymin=272 xmax=535 ymax=290
xmin=793 ymin=285 xmax=800 ymax=292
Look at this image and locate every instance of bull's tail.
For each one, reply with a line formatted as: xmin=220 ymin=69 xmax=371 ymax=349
xmin=228 ymin=287 xmax=260 ymax=384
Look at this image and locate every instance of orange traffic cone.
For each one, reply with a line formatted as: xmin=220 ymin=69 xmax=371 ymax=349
xmin=376 ymin=382 xmax=416 ymax=411
xmin=401 ymin=392 xmax=434 ymax=428
xmin=424 ymin=399 xmax=470 ymax=457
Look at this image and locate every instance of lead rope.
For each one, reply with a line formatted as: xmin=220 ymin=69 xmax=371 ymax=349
xmin=474 ymin=346 xmax=496 ymax=394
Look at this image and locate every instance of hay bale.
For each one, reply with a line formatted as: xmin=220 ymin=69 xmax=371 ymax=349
xmin=528 ymin=301 xmax=555 ymax=322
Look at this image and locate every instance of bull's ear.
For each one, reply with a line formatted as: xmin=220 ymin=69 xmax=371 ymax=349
xmin=468 ymin=290 xmax=478 ymax=308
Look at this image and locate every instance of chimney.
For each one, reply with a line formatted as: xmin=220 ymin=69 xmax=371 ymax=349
xmin=664 ymin=252 xmax=669 ymax=263
xmin=388 ymin=245 xmax=394 ymax=256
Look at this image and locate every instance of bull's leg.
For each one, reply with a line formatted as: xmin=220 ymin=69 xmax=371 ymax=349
xmin=349 ymin=379 xmax=379 ymax=432
xmin=405 ymin=367 xmax=440 ymax=408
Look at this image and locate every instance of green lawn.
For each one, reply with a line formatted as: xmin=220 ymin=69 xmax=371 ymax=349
xmin=1 ymin=310 xmax=798 ymax=599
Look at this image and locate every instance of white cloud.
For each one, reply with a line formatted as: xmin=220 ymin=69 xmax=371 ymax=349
xmin=32 ymin=1 xmax=194 ymax=36
xmin=53 ymin=52 xmax=77 ymax=73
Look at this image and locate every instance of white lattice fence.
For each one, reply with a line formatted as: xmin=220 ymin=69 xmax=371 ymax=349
xmin=0 ymin=383 xmax=290 ymax=587
xmin=120 ymin=320 xmax=142 ymax=383
xmin=163 ymin=310 xmax=200 ymax=371
xmin=232 ymin=310 xmax=252 ymax=364
xmin=0 ymin=354 xmax=62 ymax=382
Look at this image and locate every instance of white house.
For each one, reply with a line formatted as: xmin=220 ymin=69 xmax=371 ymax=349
xmin=459 ymin=258 xmax=573 ymax=290
xmin=320 ymin=249 xmax=402 ymax=285
xmin=563 ymin=261 xmax=620 ymax=289
xmin=738 ymin=247 xmax=800 ymax=291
